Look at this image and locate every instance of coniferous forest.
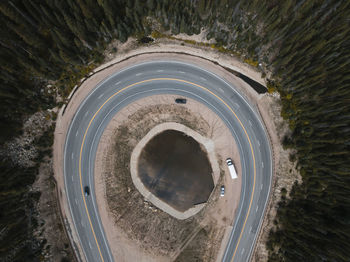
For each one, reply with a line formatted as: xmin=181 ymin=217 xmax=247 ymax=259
xmin=1 ymin=0 xmax=349 ymax=261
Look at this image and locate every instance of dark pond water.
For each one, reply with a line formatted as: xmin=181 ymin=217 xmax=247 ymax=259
xmin=138 ymin=130 xmax=214 ymax=212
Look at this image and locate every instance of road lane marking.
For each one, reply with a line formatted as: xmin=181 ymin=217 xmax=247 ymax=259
xmin=200 ymin=77 xmax=207 ymax=81
xmin=156 ymin=69 xmax=164 ymax=72
xmin=249 ymin=120 xmax=253 ymax=126
xmin=78 ymin=78 xmax=257 ymax=262
xmin=179 ymin=71 xmax=185 ymax=74
xmin=136 ymin=73 xmax=142 ymax=76
xmin=258 ymin=140 xmax=260 ymax=147
xmin=81 ymin=220 xmax=84 ymax=227
xmin=256 ymin=206 xmax=259 ymax=212
xmin=98 ymin=93 xmax=104 ymax=99
xmin=234 ymin=102 xmax=240 ymax=108
xmin=71 ymin=153 xmax=74 ymax=159
xmin=241 ymin=248 xmax=245 ymax=255
xmin=72 ymin=176 xmax=74 ymax=182
xmin=262 ymin=162 xmax=264 ymax=168
xmin=261 ymin=184 xmax=263 ymax=190
xmin=75 ymin=131 xmax=79 ymax=137
xmin=115 ymin=81 xmax=121 ymax=85
xmin=219 ymin=87 xmax=224 ymax=93
xmin=75 ymin=198 xmax=78 ymax=204
xmin=89 ymin=241 xmax=92 ymax=249
xmin=84 ymin=111 xmax=89 ymax=117
xmin=249 ymin=226 xmax=252 ymax=232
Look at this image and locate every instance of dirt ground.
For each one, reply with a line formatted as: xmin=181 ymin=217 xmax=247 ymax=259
xmin=94 ymin=94 xmax=241 ymax=261
xmin=32 ymin=157 xmax=75 ymax=261
xmin=53 ymin=35 xmax=299 ymax=262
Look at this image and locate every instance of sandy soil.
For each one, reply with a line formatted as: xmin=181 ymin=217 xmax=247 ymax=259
xmin=95 ymin=94 xmax=241 ymax=261
xmin=53 ymin=36 xmax=296 ymax=262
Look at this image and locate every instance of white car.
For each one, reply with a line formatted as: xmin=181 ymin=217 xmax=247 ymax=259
xmin=220 ymin=185 xmax=225 ymax=197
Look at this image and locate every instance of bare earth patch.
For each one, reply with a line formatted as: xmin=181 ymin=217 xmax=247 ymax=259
xmin=94 ymin=95 xmax=241 ymax=261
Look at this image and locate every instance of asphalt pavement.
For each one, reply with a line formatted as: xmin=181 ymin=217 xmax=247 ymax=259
xmin=63 ymin=61 xmax=272 ymax=262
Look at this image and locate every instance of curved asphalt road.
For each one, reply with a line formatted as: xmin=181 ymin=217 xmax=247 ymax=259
xmin=64 ymin=61 xmax=272 ymax=262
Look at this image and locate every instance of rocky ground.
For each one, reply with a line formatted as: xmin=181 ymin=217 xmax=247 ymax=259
xmin=0 ymin=110 xmax=55 ymax=167
xmin=0 ymin=106 xmax=74 ymax=261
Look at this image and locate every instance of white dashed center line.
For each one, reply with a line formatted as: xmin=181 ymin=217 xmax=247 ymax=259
xmin=98 ymin=93 xmax=104 ymax=99
xmin=156 ymin=69 xmax=164 ymax=72
xmin=115 ymin=81 xmax=121 ymax=85
xmin=136 ymin=73 xmax=142 ymax=76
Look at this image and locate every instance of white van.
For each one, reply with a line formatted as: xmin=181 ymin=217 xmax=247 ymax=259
xmin=226 ymin=158 xmax=238 ymax=179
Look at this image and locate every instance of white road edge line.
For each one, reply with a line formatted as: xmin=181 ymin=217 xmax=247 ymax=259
xmin=64 ymin=61 xmax=272 ymax=262
xmin=88 ymin=87 xmax=235 ymax=262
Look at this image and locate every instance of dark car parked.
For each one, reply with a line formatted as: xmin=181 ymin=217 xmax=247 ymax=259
xmin=175 ymin=98 xmax=187 ymax=104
